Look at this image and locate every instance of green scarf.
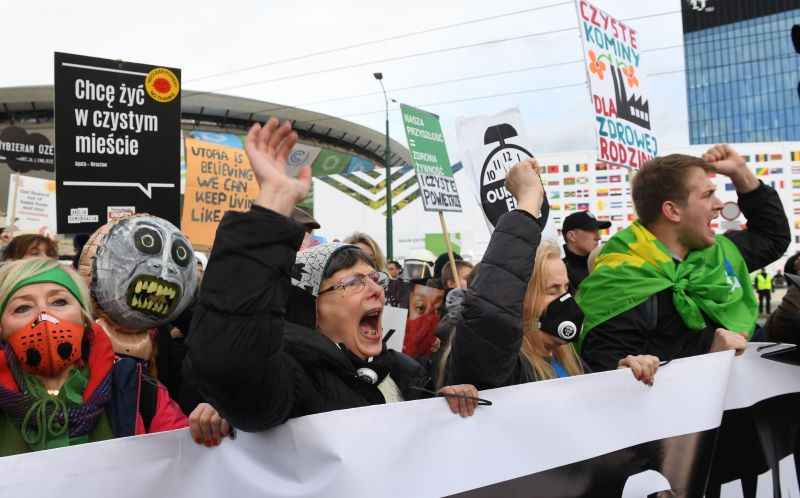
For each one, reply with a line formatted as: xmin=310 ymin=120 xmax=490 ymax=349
xmin=576 ymin=221 xmax=757 ymax=349
xmin=21 ymin=368 xmax=90 ymax=451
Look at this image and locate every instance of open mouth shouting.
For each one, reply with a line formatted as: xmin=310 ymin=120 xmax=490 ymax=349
xmin=126 ymin=275 xmax=181 ymax=317
xmin=359 ymin=308 xmax=383 ymax=343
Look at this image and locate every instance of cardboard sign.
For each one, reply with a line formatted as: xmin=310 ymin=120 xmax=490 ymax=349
xmin=576 ymin=0 xmax=658 ymax=168
xmin=381 ymin=305 xmax=408 ymax=352
xmin=181 ymin=138 xmax=258 ymax=249
xmin=400 ymin=104 xmax=461 ymax=212
xmin=5 ymin=174 xmax=57 ymax=234
xmin=456 ymin=108 xmax=535 ymax=228
xmin=54 ymin=52 xmax=181 ymax=233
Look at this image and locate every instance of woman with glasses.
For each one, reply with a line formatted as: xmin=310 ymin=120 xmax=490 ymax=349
xmin=185 ymin=119 xmax=481 ymax=434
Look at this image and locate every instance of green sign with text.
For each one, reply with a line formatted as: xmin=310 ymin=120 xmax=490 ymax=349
xmin=400 ymin=104 xmax=461 ymax=212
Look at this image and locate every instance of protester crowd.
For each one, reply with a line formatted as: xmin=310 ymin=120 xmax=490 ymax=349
xmin=0 ymin=117 xmax=794 ymax=491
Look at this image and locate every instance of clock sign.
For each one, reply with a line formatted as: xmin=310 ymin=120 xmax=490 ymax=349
xmin=480 ymin=123 xmax=549 ymax=227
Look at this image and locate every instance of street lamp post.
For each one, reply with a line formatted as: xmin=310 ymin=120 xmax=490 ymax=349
xmin=373 ymin=72 xmax=393 ymax=259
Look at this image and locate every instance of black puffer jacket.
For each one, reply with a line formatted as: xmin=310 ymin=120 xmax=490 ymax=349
xmin=443 ymin=209 xmax=545 ymax=390
xmin=184 ymin=206 xmax=427 ymax=432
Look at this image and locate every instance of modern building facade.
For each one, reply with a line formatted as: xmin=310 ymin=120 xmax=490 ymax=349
xmin=682 ymin=1 xmax=800 ymax=144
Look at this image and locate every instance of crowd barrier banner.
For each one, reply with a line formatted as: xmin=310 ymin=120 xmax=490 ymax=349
xmin=54 ymin=52 xmax=181 ymax=233
xmin=1 ymin=345 xmax=798 ymax=497
xmin=576 ymin=0 xmax=658 ymax=169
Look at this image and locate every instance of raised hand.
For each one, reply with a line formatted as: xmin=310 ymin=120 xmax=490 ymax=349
xmin=702 ymin=144 xmax=758 ymax=193
xmin=505 ymin=158 xmax=544 ymax=218
xmin=245 ymin=118 xmax=312 ymax=216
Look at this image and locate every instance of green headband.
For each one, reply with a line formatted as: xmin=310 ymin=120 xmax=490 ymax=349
xmin=0 ymin=265 xmax=86 ymax=317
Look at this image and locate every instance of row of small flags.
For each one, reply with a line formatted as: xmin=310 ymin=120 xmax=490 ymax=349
xmin=727 ymin=180 xmax=787 ymax=191
xmin=754 ymin=167 xmax=784 ymax=176
xmin=552 ymin=200 xmax=631 ymax=212
xmin=596 ymin=175 xmax=626 ymax=183
xmin=543 ymin=153 xmax=799 ymax=175
xmin=544 ymin=163 xmax=626 ymax=173
xmin=742 ymin=153 xmax=783 ymax=163
xmin=596 ymin=187 xmax=626 ymax=197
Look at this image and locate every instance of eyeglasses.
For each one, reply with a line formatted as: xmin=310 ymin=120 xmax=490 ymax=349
xmin=319 ymin=271 xmax=389 ymax=296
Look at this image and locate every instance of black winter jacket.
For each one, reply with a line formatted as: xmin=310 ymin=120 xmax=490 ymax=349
xmin=443 ymin=209 xmax=547 ymax=390
xmin=581 ymin=182 xmax=791 ymax=372
xmin=184 ymin=206 xmax=427 ymax=432
xmin=563 ymin=244 xmax=590 ymax=292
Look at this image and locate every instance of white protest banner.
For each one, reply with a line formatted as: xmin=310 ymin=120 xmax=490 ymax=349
xmin=400 ymin=104 xmax=461 ymax=212
xmin=576 ymin=0 xmax=658 ymax=168
xmin=381 ymin=305 xmax=408 ymax=352
xmin=3 ymin=346 xmax=799 ymax=497
xmin=5 ymin=174 xmax=57 ymax=234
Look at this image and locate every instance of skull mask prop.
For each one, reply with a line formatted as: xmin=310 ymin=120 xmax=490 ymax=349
xmin=79 ymin=214 xmax=197 ymax=359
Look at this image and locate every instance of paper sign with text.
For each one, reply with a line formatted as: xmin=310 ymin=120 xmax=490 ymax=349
xmin=5 ymin=174 xmax=57 ymax=234
xmin=576 ymin=0 xmax=657 ymax=168
xmin=181 ymin=138 xmax=258 ymax=249
xmin=400 ymin=104 xmax=461 ymax=212
xmin=54 ymin=52 xmax=181 ymax=233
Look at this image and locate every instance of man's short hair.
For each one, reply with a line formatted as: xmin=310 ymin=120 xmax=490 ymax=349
xmin=632 ymin=154 xmax=713 ymax=227
xmin=441 ymin=260 xmax=474 ymax=287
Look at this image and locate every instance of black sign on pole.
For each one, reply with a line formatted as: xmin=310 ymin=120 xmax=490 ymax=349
xmin=54 ymin=52 xmax=181 ymax=233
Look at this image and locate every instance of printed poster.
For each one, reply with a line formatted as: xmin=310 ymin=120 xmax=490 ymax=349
xmin=54 ymin=52 xmax=181 ymax=233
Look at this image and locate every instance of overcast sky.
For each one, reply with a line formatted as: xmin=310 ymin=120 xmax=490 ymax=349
xmin=2 ymin=0 xmax=689 ymax=158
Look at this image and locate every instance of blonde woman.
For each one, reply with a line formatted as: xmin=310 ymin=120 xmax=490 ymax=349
xmin=344 ymin=232 xmax=387 ymax=271
xmin=444 ymin=160 xmax=659 ymax=389
xmin=518 ymin=240 xmax=586 ymax=379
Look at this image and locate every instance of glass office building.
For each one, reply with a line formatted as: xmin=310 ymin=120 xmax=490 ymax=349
xmin=682 ymin=1 xmax=800 ymax=144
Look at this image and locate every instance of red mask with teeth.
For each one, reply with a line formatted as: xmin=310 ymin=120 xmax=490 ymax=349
xmin=7 ymin=313 xmax=85 ymax=377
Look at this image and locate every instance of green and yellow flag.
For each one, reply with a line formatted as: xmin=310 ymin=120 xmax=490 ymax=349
xmin=576 ymin=222 xmax=757 ymax=348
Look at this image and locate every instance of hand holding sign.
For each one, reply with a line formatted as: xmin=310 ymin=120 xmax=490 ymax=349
xmin=505 ymin=159 xmax=544 ymax=219
xmin=246 ymin=118 xmax=311 ymax=217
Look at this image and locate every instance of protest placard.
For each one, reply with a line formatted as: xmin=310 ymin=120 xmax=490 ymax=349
xmin=381 ymin=305 xmax=408 ymax=352
xmin=54 ymin=52 xmax=181 ymax=233
xmin=5 ymin=174 xmax=57 ymax=234
xmin=576 ymin=0 xmax=658 ymax=168
xmin=400 ymin=104 xmax=461 ymax=213
xmin=456 ymin=108 xmax=556 ymax=236
xmin=180 ymin=138 xmax=258 ymax=249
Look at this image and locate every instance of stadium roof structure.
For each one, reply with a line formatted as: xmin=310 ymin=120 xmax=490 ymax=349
xmin=0 ymin=85 xmax=411 ymax=169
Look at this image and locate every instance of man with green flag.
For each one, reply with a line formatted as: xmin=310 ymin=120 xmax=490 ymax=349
xmin=578 ymin=145 xmax=790 ymax=374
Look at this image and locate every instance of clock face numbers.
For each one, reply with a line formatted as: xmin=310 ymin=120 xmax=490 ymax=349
xmin=480 ymin=146 xmax=532 ymax=226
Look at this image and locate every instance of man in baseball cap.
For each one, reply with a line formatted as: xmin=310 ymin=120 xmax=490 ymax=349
xmin=561 ymin=211 xmax=611 ymax=291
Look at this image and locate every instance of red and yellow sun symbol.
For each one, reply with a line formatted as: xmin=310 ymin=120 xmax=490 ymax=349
xmin=145 ymin=68 xmax=180 ymax=103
